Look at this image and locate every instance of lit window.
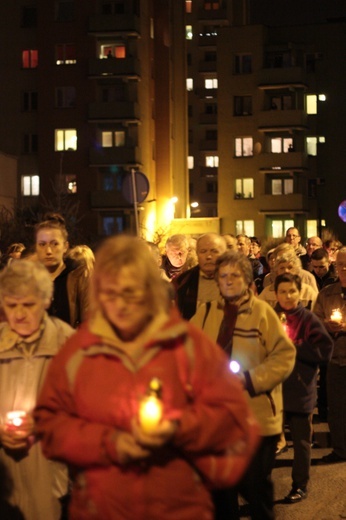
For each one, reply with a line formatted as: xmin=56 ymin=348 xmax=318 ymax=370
xmin=270 ymin=219 xmax=294 ymax=238
xmin=55 ymin=86 xmax=76 ymax=108
xmin=271 ymin=137 xmax=293 ymax=153
xmin=65 ymin=174 xmax=77 ymax=193
xmin=100 ymin=44 xmax=126 ymax=59
xmin=318 ymin=94 xmax=326 ymax=101
xmin=186 ymin=78 xmax=193 ymax=91
xmin=101 ymin=130 xmax=125 ymax=148
xmin=319 ymin=136 xmax=326 ymax=143
xmin=204 ymin=1 xmax=220 ymax=9
xmin=22 ymin=175 xmax=39 ymax=196
xmin=205 ymin=78 xmax=218 ymax=89
xmin=234 ymin=96 xmax=252 ymax=116
xmin=235 ymin=137 xmax=253 ymax=157
xmin=185 ymin=0 xmax=192 ymax=13
xmin=235 ymin=179 xmax=254 ymax=199
xmin=307 ymin=220 xmax=318 ymax=237
xmin=271 ymin=179 xmax=293 ymax=195
xmin=306 ymin=137 xmax=317 ymax=156
xmin=205 ymin=155 xmax=219 ymax=167
xmin=187 ymin=156 xmax=194 ymax=169
xmin=306 ymin=94 xmax=317 ymax=114
xmin=186 ymin=25 xmax=193 ymax=40
xmin=22 ymin=50 xmax=38 ymax=69
xmin=55 ymin=129 xmax=77 ymax=151
xmin=55 ymin=44 xmax=77 ymax=65
xmin=236 ymin=220 xmax=254 ymax=236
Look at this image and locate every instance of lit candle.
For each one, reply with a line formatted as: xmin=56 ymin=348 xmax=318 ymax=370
xmin=138 ymin=378 xmax=163 ymax=434
xmin=330 ymin=308 xmax=343 ymax=324
xmin=5 ymin=411 xmax=27 ymax=430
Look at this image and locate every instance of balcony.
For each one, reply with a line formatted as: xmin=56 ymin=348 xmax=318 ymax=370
xmin=88 ymin=57 xmax=140 ymax=79
xmin=199 ymin=113 xmax=217 ymax=125
xmin=257 ymin=67 xmax=308 ymax=89
xmin=198 ymin=7 xmax=227 ymax=20
xmin=199 ymin=140 xmax=217 ymax=151
xmin=200 ymin=166 xmax=218 ymax=177
xmin=258 ymin=109 xmax=307 ymax=132
xmin=257 ymin=151 xmax=308 ymax=171
xmin=88 ymin=102 xmax=140 ymax=123
xmin=195 ymin=87 xmax=217 ymax=99
xmin=89 ymin=146 xmax=141 ymax=167
xmin=90 ymin=190 xmax=131 ymax=209
xmin=198 ymin=60 xmax=217 ymax=73
xmin=198 ymin=34 xmax=218 ymax=46
xmin=258 ymin=193 xmax=309 ymax=212
xmin=88 ymin=14 xmax=140 ymax=37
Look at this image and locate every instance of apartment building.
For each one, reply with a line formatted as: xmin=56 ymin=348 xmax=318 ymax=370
xmin=185 ymin=0 xmax=248 ymax=218
xmin=217 ymin=22 xmax=346 ymax=240
xmin=0 ymin=0 xmax=187 ymax=242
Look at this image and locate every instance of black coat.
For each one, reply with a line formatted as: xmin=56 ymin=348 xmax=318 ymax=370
xmin=275 ymin=303 xmax=333 ymax=413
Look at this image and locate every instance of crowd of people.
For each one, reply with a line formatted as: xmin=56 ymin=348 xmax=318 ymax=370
xmin=0 ymin=219 xmax=345 ymax=520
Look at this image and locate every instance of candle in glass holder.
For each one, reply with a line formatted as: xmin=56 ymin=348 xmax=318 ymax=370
xmin=138 ymin=378 xmax=163 ymax=434
xmin=5 ymin=411 xmax=27 ymax=431
xmin=279 ymin=312 xmax=288 ymax=334
xmin=330 ymin=308 xmax=343 ymax=324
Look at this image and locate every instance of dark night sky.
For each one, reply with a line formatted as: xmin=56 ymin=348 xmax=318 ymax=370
xmin=249 ymin=0 xmax=346 ymax=26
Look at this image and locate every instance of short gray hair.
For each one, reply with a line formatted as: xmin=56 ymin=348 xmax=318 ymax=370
xmin=0 ymin=260 xmax=53 ymax=305
xmin=215 ymin=250 xmax=253 ymax=286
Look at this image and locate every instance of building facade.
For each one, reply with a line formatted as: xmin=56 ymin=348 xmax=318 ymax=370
xmin=217 ymin=22 xmax=346 ymax=240
xmin=0 ymin=0 xmax=187 ymax=242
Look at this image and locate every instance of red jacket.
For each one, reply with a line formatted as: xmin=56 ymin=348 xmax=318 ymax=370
xmin=35 ymin=310 xmax=256 ymax=520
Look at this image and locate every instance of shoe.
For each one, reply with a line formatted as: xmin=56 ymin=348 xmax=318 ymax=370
xmin=276 ymin=446 xmax=289 ymax=456
xmin=284 ymin=488 xmax=307 ymax=503
xmin=319 ymin=451 xmax=346 ymax=464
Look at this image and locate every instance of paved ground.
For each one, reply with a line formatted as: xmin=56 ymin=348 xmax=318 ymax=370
xmin=239 ymin=417 xmax=346 ymax=519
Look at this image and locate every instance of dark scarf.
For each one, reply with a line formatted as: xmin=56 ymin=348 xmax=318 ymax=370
xmin=216 ymin=300 xmax=239 ymax=355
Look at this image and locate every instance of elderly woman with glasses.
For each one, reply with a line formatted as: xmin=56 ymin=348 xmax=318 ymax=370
xmin=0 ymin=260 xmax=74 ymax=520
xmin=34 ymin=235 xmax=258 ymax=520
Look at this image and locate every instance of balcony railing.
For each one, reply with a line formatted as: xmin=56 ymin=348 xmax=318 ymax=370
xmin=257 ymin=67 xmax=308 ymax=89
xmin=257 ymin=151 xmax=308 ymax=170
xmin=258 ymin=193 xmax=309 ymax=212
xmin=90 ymin=190 xmax=131 ymax=209
xmin=88 ymin=14 xmax=140 ymax=36
xmin=88 ymin=57 xmax=140 ymax=79
xmin=258 ymin=109 xmax=307 ymax=131
xmin=89 ymin=146 xmax=141 ymax=167
xmin=88 ymin=102 xmax=140 ymax=123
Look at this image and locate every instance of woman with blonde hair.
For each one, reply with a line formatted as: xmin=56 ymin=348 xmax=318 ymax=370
xmin=35 ymin=235 xmax=258 ymax=520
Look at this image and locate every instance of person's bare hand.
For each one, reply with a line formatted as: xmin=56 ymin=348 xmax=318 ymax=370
xmin=131 ymin=418 xmax=178 ymax=449
xmin=325 ymin=320 xmax=345 ymax=334
xmin=1 ymin=414 xmax=35 ymax=451
xmin=116 ymin=431 xmax=151 ymax=465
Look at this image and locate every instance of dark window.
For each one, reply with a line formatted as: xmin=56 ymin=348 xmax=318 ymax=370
xmin=21 ymin=7 xmax=37 ymax=27
xmin=234 ymin=54 xmax=252 ymax=74
xmin=55 ymin=0 xmax=75 ymax=22
xmin=206 ymin=129 xmax=217 ymax=140
xmin=23 ymin=91 xmax=38 ymax=111
xmin=234 ymin=96 xmax=252 ymax=116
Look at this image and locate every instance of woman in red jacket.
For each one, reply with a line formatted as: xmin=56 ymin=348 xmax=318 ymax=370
xmin=35 ymin=235 xmax=257 ymax=520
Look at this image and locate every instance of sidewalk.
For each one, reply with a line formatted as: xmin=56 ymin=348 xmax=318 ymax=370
xmin=239 ymin=418 xmax=346 ymax=519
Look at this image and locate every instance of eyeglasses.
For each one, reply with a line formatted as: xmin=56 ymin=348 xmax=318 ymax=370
xmin=99 ymin=288 xmax=145 ymax=304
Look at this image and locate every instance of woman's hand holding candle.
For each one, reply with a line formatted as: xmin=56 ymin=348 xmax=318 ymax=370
xmin=1 ymin=411 xmax=35 ymax=450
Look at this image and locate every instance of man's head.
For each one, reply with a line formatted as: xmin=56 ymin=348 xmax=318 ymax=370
xmin=197 ymin=233 xmax=227 ymax=278
xmin=306 ymin=236 xmax=322 ymax=257
xmin=236 ymin=234 xmax=251 ymax=256
xmin=285 ymin=227 xmax=302 ymax=250
xmin=311 ymin=248 xmax=330 ymax=278
xmin=165 ymin=234 xmax=189 ymax=268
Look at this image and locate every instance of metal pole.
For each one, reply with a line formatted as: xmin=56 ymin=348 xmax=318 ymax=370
xmin=131 ymin=168 xmax=139 ymax=236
